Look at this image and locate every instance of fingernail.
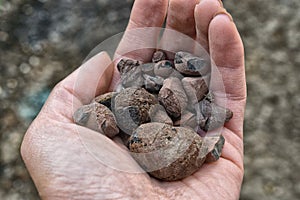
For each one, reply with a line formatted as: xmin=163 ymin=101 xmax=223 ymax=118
xmin=213 ymin=8 xmax=233 ymax=22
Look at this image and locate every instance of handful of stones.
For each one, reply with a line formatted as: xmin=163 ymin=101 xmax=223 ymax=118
xmin=73 ymin=50 xmax=233 ymax=181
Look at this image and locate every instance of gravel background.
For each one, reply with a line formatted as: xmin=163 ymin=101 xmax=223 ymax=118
xmin=0 ymin=0 xmax=299 ymax=199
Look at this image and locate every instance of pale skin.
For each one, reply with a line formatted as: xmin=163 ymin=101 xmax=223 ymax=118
xmin=21 ymin=0 xmax=246 ymax=199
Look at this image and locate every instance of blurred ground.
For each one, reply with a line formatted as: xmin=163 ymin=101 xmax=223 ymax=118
xmin=0 ymin=0 xmax=299 ymax=199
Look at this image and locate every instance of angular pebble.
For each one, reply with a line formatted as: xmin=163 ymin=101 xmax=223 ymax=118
xmin=93 ymin=92 xmax=118 ymax=110
xmin=158 ymin=77 xmax=188 ymax=119
xmin=154 ymin=60 xmax=174 ymax=78
xmin=140 ymin=63 xmax=155 ymax=76
xmin=143 ymin=74 xmax=164 ymax=93
xmin=182 ymin=76 xmax=209 ymax=104
xmin=117 ymin=58 xmax=140 ymax=75
xmin=174 ymin=51 xmax=210 ymax=76
xmin=114 ymin=87 xmax=158 ymax=134
xmin=148 ymin=104 xmax=173 ymax=125
xmin=195 ymin=100 xmax=233 ymax=131
xmin=121 ymin=66 xmax=144 ymax=88
xmin=73 ymin=102 xmax=119 ymax=138
xmin=174 ymin=111 xmax=197 ymax=129
xmin=204 ymin=135 xmax=225 ymax=163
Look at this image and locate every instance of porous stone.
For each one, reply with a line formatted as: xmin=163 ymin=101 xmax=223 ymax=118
xmin=174 ymin=51 xmax=210 ymax=76
xmin=158 ymin=77 xmax=188 ymax=119
xmin=182 ymin=76 xmax=209 ymax=104
xmin=93 ymin=92 xmax=118 ymax=110
xmin=114 ymin=87 xmax=158 ymax=134
xmin=128 ymin=122 xmax=207 ymax=181
xmin=73 ymin=102 xmax=119 ymax=138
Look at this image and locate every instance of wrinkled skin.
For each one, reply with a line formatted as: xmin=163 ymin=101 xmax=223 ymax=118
xmin=21 ymin=0 xmax=246 ymax=199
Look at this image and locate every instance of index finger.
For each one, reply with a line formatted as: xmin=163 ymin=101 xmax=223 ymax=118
xmin=115 ymin=0 xmax=169 ymax=62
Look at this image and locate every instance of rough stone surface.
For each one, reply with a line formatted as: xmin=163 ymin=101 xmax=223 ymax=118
xmin=148 ymin=104 xmax=173 ymax=125
xmin=174 ymin=51 xmax=210 ymax=76
xmin=1 ymin=0 xmax=300 ymax=199
xmin=93 ymin=92 xmax=118 ymax=110
xmin=158 ymin=77 xmax=188 ymax=119
xmin=143 ymin=74 xmax=164 ymax=93
xmin=73 ymin=102 xmax=119 ymax=138
xmin=204 ymin=135 xmax=225 ymax=163
xmin=182 ymin=76 xmax=209 ymax=104
xmin=128 ymin=123 xmax=206 ymax=181
xmin=114 ymin=87 xmax=158 ymax=134
xmin=153 ymin=60 xmax=174 ymax=78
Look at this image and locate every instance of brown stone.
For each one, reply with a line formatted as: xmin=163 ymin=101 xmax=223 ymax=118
xmin=128 ymin=123 xmax=206 ymax=181
xmin=152 ymin=50 xmax=167 ymax=63
xmin=114 ymin=87 xmax=158 ymax=134
xmin=73 ymin=102 xmax=119 ymax=138
xmin=93 ymin=92 xmax=118 ymax=110
xmin=174 ymin=51 xmax=210 ymax=76
xmin=182 ymin=76 xmax=209 ymax=104
xmin=158 ymin=77 xmax=188 ymax=119
xmin=174 ymin=111 xmax=197 ymax=129
xmin=148 ymin=104 xmax=173 ymax=125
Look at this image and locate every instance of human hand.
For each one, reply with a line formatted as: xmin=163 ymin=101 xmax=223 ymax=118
xmin=21 ymin=0 xmax=246 ymax=199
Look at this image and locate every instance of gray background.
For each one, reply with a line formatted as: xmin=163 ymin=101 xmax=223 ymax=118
xmin=0 ymin=0 xmax=299 ymax=199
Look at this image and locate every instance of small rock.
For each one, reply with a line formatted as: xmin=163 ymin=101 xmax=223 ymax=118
xmin=140 ymin=63 xmax=155 ymax=76
xmin=152 ymin=50 xmax=167 ymax=63
xmin=174 ymin=111 xmax=197 ymax=128
xmin=195 ymin=100 xmax=233 ymax=131
xmin=121 ymin=66 xmax=144 ymax=88
xmin=153 ymin=60 xmax=174 ymax=78
xmin=114 ymin=87 xmax=158 ymax=134
xmin=117 ymin=58 xmax=140 ymax=75
xmin=158 ymin=77 xmax=188 ymax=119
xmin=128 ymin=122 xmax=206 ymax=181
xmin=182 ymin=76 xmax=209 ymax=104
xmin=204 ymin=135 xmax=225 ymax=163
xmin=148 ymin=104 xmax=173 ymax=125
xmin=143 ymin=74 xmax=164 ymax=93
xmin=73 ymin=102 xmax=119 ymax=138
xmin=93 ymin=92 xmax=118 ymax=110
xmin=174 ymin=51 xmax=210 ymax=76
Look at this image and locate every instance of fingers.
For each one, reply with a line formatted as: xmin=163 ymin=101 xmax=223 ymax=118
xmin=160 ymin=0 xmax=199 ymax=55
xmin=208 ymin=13 xmax=246 ymax=137
xmin=166 ymin=0 xmax=200 ymax=38
xmin=57 ymin=51 xmax=113 ymax=106
xmin=194 ymin=0 xmax=224 ymax=52
xmin=115 ymin=0 xmax=169 ymax=62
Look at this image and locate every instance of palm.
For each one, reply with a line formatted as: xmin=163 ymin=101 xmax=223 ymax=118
xmin=21 ymin=0 xmax=246 ymax=199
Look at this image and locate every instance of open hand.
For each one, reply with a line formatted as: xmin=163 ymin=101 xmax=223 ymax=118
xmin=21 ymin=0 xmax=246 ymax=199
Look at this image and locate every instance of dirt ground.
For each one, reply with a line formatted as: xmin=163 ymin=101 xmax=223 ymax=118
xmin=0 ymin=0 xmax=299 ymax=199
